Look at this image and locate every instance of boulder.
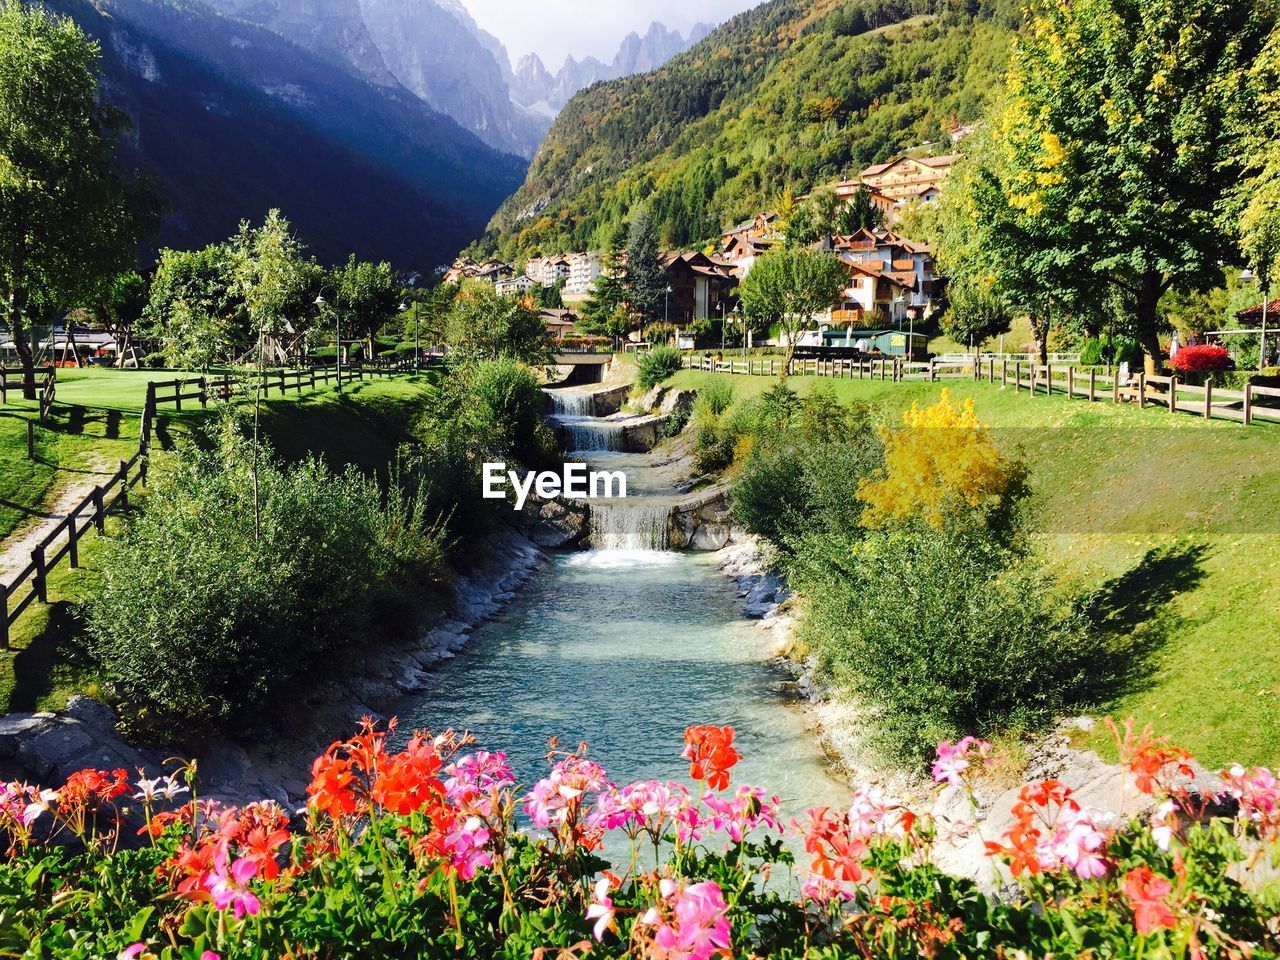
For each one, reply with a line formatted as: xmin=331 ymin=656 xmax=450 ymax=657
xmin=659 ymin=389 xmax=697 ymax=417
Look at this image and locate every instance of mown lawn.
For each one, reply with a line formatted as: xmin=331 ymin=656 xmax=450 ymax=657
xmin=669 ymin=369 xmax=1280 ymax=768
xmin=0 ymin=370 xmax=440 ymax=714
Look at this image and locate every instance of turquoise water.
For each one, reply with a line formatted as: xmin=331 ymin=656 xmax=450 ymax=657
xmin=395 ymin=531 xmax=847 ymax=818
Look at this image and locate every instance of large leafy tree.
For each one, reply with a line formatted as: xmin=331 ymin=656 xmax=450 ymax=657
xmin=87 ymin=271 xmax=148 ymax=367
xmin=582 ymin=231 xmax=630 ymax=343
xmin=444 ymin=286 xmax=552 ymax=367
xmin=232 ymin=210 xmax=316 ymax=363
xmin=625 ymin=209 xmax=667 ymax=324
xmin=144 ymin=244 xmax=245 ymax=366
xmin=993 ymin=0 xmax=1266 ymax=373
xmin=333 ymin=254 xmax=399 ymax=355
xmin=0 ymin=2 xmax=142 ymax=396
xmin=739 ymin=247 xmax=848 ymax=371
xmin=1233 ymin=22 xmax=1280 ymax=303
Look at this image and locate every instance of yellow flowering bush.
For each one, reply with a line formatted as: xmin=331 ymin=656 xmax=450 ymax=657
xmin=857 ymin=390 xmax=1013 ymax=529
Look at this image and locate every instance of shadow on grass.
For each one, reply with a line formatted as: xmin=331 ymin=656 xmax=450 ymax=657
xmin=1080 ymin=542 xmax=1209 ymax=703
xmin=6 ymin=602 xmax=87 ymax=713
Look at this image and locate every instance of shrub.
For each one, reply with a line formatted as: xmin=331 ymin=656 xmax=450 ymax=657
xmin=1079 ymin=336 xmax=1104 ymax=365
xmin=693 ymin=378 xmax=734 ymax=418
xmin=85 ymin=423 xmax=446 ymax=734
xmin=455 ymin=356 xmax=552 ymax=467
xmin=1170 ymin=343 xmax=1233 ymax=373
xmin=792 ymin=522 xmax=1109 ymax=764
xmin=635 ymin=345 xmax=683 ymax=390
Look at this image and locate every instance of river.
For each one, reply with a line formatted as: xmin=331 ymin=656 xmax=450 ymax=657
xmin=393 ymin=387 xmax=847 ymax=822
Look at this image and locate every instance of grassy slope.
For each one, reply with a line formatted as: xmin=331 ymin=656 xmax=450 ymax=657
xmin=670 ymin=369 xmax=1280 ymax=768
xmin=0 ymin=372 xmax=439 ymax=713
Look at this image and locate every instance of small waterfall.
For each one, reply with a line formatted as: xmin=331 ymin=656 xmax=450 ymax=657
xmin=545 ymin=389 xmax=594 ymax=417
xmin=590 ymin=503 xmax=671 ymax=551
xmin=556 ymin=418 xmax=627 ymax=453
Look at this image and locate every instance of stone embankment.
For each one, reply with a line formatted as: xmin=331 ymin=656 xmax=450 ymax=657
xmin=0 ymin=528 xmax=549 ymax=808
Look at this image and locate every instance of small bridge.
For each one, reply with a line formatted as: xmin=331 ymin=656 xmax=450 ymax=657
xmin=550 ymin=352 xmax=613 ymax=386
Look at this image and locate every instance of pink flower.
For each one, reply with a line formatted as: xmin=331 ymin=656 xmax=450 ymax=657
xmin=701 ymin=785 xmax=782 ymax=843
xmin=523 ymin=757 xmax=612 ymax=829
xmin=118 ymin=945 xmax=147 ymax=960
xmin=847 ymin=784 xmax=910 ymax=839
xmin=205 ymin=847 xmax=262 ymax=919
xmin=445 ymin=751 xmax=514 ymax=818
xmin=931 ymin=737 xmax=992 ymax=788
xmin=444 ymin=815 xmax=493 ymax=880
xmin=1150 ymin=799 xmax=1178 ymax=851
xmin=201 ymin=953 xmax=221 ymax=960
xmin=586 ymin=876 xmax=616 ymax=941
xmin=801 ymin=873 xmax=853 ymax=905
xmin=1052 ymin=807 xmax=1110 ymax=879
xmin=1218 ymin=765 xmax=1280 ymax=838
xmin=650 ymin=880 xmax=732 ymax=960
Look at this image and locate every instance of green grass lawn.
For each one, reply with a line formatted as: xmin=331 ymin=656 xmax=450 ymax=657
xmin=670 ymin=368 xmax=1280 ymax=768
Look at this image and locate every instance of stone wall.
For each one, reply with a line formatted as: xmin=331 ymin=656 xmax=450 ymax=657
xmin=669 ymin=482 xmax=742 ymax=551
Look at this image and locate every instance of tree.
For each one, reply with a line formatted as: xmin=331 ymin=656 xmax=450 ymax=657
xmin=87 ymin=271 xmax=148 ymax=367
xmin=444 ymin=286 xmax=552 ymax=367
xmin=738 ymin=247 xmax=848 ymax=371
xmin=145 ymin=244 xmax=245 ymax=366
xmin=932 ymin=125 xmax=1088 ymax=365
xmin=582 ymin=234 xmax=630 ymax=343
xmin=942 ymin=279 xmax=1013 ymax=354
xmin=836 ymin=185 xmax=885 ymax=235
xmin=625 ymin=209 xmax=667 ymax=324
xmin=232 ymin=210 xmax=314 ymax=364
xmin=0 ymin=2 xmax=141 ymax=397
xmin=1233 ymin=23 xmax=1280 ymax=306
xmin=333 ymin=254 xmax=399 ymax=355
xmin=991 ymin=0 xmax=1266 ymax=373
xmin=785 ymin=186 xmax=843 ymax=248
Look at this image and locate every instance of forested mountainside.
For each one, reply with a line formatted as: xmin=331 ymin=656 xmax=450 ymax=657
xmin=475 ymin=0 xmax=1020 ymax=260
xmin=50 ymin=0 xmax=527 ymax=268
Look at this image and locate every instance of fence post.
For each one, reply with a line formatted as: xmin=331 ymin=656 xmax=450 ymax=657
xmin=33 ymin=545 xmax=46 ymax=603
xmin=1137 ymin=372 xmax=1146 ymax=408
xmin=1014 ymin=362 xmax=1021 ymax=392
xmin=1203 ymin=380 xmax=1212 ymax=419
xmin=1002 ymin=359 xmax=1008 ymax=386
xmin=92 ymin=486 xmax=105 ymax=534
xmin=69 ymin=506 xmax=80 ymax=570
xmin=929 ymin=358 xmax=936 ymax=382
xmin=27 ymin=420 xmax=34 ymax=460
xmin=1244 ymin=383 xmax=1253 ymax=426
xmin=1 ymin=590 xmax=8 ymax=649
xmin=1169 ymin=376 xmax=1178 ymax=415
xmin=118 ymin=461 xmax=129 ymax=512
xmin=1067 ymin=366 xmax=1074 ymax=399
xmin=200 ymin=377 xmax=208 ymax=409
xmin=1045 ymin=363 xmax=1053 ymax=396
xmin=1089 ymin=369 xmax=1096 ymax=403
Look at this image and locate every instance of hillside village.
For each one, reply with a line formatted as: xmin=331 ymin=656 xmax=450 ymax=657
xmin=443 ymin=154 xmax=955 ymax=355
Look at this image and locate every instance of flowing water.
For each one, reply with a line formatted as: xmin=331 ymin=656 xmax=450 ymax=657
xmin=395 ymin=390 xmax=848 ymax=836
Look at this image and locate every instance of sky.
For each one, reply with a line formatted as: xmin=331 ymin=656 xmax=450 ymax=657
xmin=456 ymin=0 xmax=761 ymax=66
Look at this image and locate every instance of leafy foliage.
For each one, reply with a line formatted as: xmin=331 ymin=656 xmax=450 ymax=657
xmin=84 ymin=419 xmax=447 ymax=733
xmin=739 ymin=248 xmax=849 ymax=367
xmin=635 ymin=345 xmax=684 ymax=390
xmin=443 ymin=286 xmax=553 ymax=367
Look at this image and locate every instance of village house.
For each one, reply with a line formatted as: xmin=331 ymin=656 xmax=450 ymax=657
xmin=565 ymin=252 xmax=603 ymax=294
xmin=857 ymin=153 xmax=958 ymax=202
xmin=495 ymin=274 xmax=537 ymax=297
xmin=718 ymin=236 xmax=776 ymax=277
xmin=826 ymin=228 xmax=942 ymax=326
xmin=663 ymin=251 xmax=738 ymax=325
xmin=720 ymin=211 xmax=783 ymax=247
xmin=525 ymin=255 xmax=571 ymax=288
xmin=540 ymin=308 xmax=579 ymax=340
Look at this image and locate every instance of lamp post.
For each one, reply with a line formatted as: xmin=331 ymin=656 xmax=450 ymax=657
xmin=1241 ymin=268 xmax=1270 ymax=371
xmin=314 ymin=286 xmax=342 ymax=391
xmin=399 ymin=301 xmax=421 ymax=370
xmin=718 ymin=300 xmax=726 ymax=354
xmin=665 ymin=285 xmax=673 ymax=328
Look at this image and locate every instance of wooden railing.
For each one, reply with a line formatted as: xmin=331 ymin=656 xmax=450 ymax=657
xmin=1 ymin=452 xmax=146 ymax=648
xmin=0 ymin=366 xmax=55 ymax=421
xmin=682 ymin=354 xmax=1280 ymax=427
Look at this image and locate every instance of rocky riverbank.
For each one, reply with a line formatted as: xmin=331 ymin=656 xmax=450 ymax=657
xmin=712 ymin=536 xmax=1221 ymax=885
xmin=0 ymin=527 xmax=549 ymax=809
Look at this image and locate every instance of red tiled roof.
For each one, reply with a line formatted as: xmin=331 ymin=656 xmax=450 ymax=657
xmin=1237 ymin=298 xmax=1280 ymax=321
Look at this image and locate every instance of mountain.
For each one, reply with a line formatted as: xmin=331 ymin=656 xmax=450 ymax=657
xmin=50 ymin=0 xmax=527 ymax=270
xmin=510 ymin=22 xmax=714 ymax=117
xmin=479 ymin=0 xmax=1021 ymax=259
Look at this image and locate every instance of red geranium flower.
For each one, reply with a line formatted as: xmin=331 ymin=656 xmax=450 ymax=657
xmin=1124 ymin=866 xmax=1179 ymax=934
xmin=683 ymin=725 xmax=741 ymax=792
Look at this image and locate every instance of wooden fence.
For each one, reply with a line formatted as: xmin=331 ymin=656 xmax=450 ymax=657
xmin=2 ymin=360 xmax=418 ymax=639
xmin=683 ymin=355 xmax=1280 ymax=427
xmin=1 ymin=452 xmax=145 ymax=648
xmin=0 ymin=367 xmax=56 ymax=422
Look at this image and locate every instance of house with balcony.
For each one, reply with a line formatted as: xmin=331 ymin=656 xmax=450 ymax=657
xmin=857 ymin=154 xmax=958 ymax=202
xmin=495 ymin=274 xmax=537 ymax=297
xmin=663 ymin=251 xmax=738 ymax=326
xmin=566 ymin=252 xmax=603 ymax=294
